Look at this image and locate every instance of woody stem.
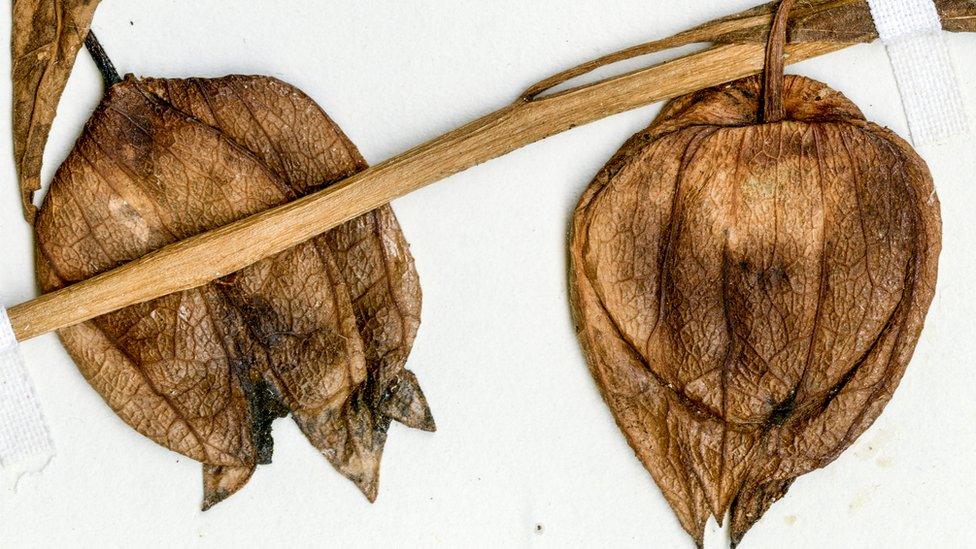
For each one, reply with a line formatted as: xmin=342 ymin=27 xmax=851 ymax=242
xmin=761 ymin=0 xmax=795 ymax=123
xmin=84 ymin=31 xmax=121 ymax=88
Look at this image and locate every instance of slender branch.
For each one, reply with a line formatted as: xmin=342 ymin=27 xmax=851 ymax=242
xmin=8 ymin=0 xmax=975 ymax=341
xmin=84 ymin=31 xmax=121 ymax=88
xmin=520 ymin=24 xmax=727 ymax=101
xmin=7 ymin=41 xmax=846 ymax=342
xmin=521 ymin=0 xmax=976 ymax=103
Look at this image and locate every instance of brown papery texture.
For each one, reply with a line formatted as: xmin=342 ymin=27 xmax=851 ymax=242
xmin=34 ymin=75 xmax=433 ymax=508
xmin=11 ymin=0 xmax=101 ymax=222
xmin=570 ymin=75 xmax=940 ymax=546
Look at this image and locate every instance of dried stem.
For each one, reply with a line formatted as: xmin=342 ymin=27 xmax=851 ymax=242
xmin=84 ymin=31 xmax=121 ymax=88
xmin=761 ymin=0 xmax=796 ymax=123
xmin=8 ymin=0 xmax=975 ymax=341
xmin=520 ymin=19 xmax=750 ymax=100
xmin=7 ymin=41 xmax=845 ymax=342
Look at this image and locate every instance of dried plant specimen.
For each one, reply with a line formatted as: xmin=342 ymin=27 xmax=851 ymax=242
xmin=34 ymin=74 xmax=433 ymax=508
xmin=11 ymin=0 xmax=101 ymax=222
xmin=569 ymin=1 xmax=940 ymax=545
xmin=521 ymin=0 xmax=976 ymax=102
xmin=689 ymin=0 xmax=974 ymax=44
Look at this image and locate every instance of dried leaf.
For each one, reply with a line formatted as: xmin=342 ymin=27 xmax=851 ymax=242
xmin=11 ymin=0 xmax=100 ymax=223
xmin=35 ymin=75 xmax=432 ymax=507
xmin=570 ymin=74 xmax=940 ymax=545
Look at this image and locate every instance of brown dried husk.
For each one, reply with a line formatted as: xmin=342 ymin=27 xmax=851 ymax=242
xmin=569 ymin=75 xmax=940 ymax=545
xmin=34 ymin=75 xmax=433 ymax=509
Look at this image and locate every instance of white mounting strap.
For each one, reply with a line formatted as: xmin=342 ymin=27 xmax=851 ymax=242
xmin=0 ymin=306 xmax=54 ymax=480
xmin=866 ymin=0 xmax=969 ymax=145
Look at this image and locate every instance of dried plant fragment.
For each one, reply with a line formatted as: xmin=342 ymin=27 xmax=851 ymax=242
xmin=688 ymin=0 xmax=974 ymax=44
xmin=569 ymin=2 xmax=940 ymax=545
xmin=522 ymin=0 xmax=976 ymax=101
xmin=11 ymin=0 xmax=101 ymax=222
xmin=35 ymin=74 xmax=432 ymax=508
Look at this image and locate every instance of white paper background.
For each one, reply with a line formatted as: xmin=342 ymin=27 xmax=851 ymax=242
xmin=0 ymin=1 xmax=974 ymax=547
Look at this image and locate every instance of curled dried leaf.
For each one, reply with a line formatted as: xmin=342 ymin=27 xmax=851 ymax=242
xmin=35 ymin=75 xmax=432 ymax=507
xmin=570 ymin=73 xmax=940 ymax=545
xmin=11 ymin=0 xmax=101 ymax=223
